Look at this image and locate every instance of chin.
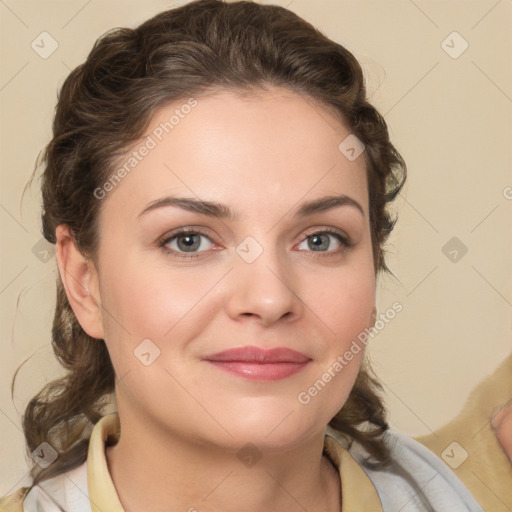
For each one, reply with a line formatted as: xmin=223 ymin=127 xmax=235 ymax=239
xmin=211 ymin=400 xmax=330 ymax=451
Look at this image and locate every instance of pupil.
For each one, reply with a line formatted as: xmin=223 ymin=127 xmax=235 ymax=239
xmin=309 ymin=234 xmax=328 ymax=251
xmin=178 ymin=234 xmax=199 ymax=251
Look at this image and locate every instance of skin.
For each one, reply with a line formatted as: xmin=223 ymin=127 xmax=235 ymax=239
xmin=493 ymin=404 xmax=512 ymax=461
xmin=56 ymin=86 xmax=377 ymax=512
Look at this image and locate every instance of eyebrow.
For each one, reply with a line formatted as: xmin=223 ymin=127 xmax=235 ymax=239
xmin=137 ymin=194 xmax=365 ymax=221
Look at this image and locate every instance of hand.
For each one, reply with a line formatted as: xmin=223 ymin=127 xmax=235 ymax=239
xmin=492 ymin=403 xmax=512 ymax=461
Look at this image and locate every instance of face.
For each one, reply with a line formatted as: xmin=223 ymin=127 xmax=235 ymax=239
xmin=88 ymin=86 xmax=375 ymax=451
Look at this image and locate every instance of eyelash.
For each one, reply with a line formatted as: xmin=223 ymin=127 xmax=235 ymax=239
xmin=157 ymin=227 xmax=353 ymax=260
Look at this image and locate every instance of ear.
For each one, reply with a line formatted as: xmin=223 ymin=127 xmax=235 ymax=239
xmin=55 ymin=225 xmax=104 ymax=339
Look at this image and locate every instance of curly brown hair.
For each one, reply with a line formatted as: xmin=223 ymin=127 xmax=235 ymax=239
xmin=13 ymin=0 xmax=406 ymax=491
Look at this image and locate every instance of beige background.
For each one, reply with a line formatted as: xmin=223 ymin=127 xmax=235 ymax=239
xmin=1 ymin=0 xmax=511 ymax=492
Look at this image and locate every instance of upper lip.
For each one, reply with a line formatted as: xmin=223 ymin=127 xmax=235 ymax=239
xmin=204 ymin=345 xmax=311 ymax=363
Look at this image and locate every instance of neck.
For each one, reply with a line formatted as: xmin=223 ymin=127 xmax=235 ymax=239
xmin=105 ymin=408 xmax=341 ymax=512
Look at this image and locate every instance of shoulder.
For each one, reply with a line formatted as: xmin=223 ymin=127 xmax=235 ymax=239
xmin=329 ymin=427 xmax=485 ymax=512
xmin=416 ymin=356 xmax=512 ymax=511
xmin=357 ymin=430 xmax=484 ymax=511
xmin=0 ymin=462 xmax=90 ymax=512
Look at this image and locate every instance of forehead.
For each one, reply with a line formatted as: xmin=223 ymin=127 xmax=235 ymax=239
xmin=99 ymin=86 xmax=368 ymax=222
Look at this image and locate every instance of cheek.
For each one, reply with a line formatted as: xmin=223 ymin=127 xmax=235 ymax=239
xmin=296 ymin=259 xmax=374 ymax=409
xmin=302 ymin=262 xmax=375 ymax=344
xmin=98 ymin=259 xmax=222 ymax=361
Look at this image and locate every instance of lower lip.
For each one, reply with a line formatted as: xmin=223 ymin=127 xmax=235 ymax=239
xmin=206 ymin=361 xmax=310 ymax=381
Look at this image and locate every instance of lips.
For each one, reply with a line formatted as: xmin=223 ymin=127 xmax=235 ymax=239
xmin=204 ymin=345 xmax=310 ymax=363
xmin=203 ymin=346 xmax=311 ymax=381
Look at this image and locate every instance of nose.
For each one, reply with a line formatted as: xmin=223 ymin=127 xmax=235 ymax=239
xmin=224 ymin=240 xmax=303 ymax=327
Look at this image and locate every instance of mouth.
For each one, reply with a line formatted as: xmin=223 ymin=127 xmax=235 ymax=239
xmin=202 ymin=345 xmax=311 ymax=381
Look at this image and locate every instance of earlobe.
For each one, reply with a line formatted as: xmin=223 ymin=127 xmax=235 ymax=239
xmin=55 ymin=225 xmax=104 ymax=339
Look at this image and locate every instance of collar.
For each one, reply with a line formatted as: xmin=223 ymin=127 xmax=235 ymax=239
xmin=88 ymin=412 xmax=383 ymax=512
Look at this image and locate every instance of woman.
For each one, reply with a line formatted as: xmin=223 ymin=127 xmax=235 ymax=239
xmin=0 ymin=1 xmax=484 ymax=510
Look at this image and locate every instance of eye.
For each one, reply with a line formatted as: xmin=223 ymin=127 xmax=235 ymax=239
xmin=158 ymin=228 xmax=215 ymax=259
xmin=296 ymin=229 xmax=352 ymax=256
xmin=157 ymin=227 xmax=352 ymax=260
